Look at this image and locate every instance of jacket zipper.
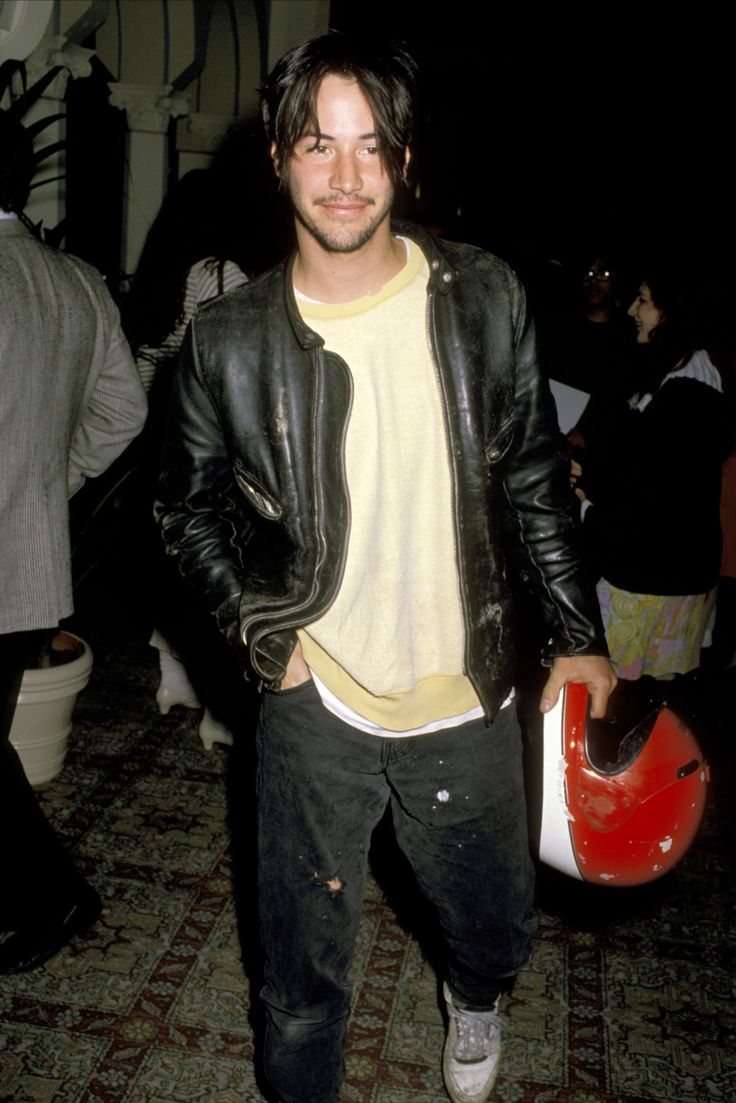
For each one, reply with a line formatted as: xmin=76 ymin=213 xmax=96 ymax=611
xmin=425 ymin=286 xmax=486 ymax=715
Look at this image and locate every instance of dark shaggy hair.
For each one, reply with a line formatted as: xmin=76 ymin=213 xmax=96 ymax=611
xmin=0 ymin=111 xmax=34 ymax=213
xmin=634 ymin=264 xmax=726 ymax=392
xmin=644 ymin=267 xmax=701 ymax=372
xmin=261 ymin=32 xmax=419 ymax=186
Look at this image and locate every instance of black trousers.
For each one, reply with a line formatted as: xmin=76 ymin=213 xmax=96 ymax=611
xmin=256 ymin=680 xmax=535 ymax=1103
xmin=0 ymin=631 xmax=87 ymax=929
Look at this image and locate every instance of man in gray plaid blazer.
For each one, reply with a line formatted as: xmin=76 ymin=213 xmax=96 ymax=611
xmin=0 ymin=112 xmax=147 ymax=973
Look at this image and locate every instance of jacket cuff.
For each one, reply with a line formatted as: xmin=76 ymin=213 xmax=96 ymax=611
xmin=541 ymin=636 xmax=610 ymax=667
xmin=214 ymin=591 xmax=247 ymax=651
xmin=251 ymin=628 xmax=299 ymax=687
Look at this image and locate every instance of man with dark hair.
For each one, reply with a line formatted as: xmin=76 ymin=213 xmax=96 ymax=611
xmin=157 ymin=33 xmax=615 ymax=1103
xmin=0 ymin=110 xmax=147 ymax=974
xmin=261 ymin=34 xmax=417 ymax=187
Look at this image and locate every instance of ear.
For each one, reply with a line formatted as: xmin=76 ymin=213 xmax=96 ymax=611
xmin=402 ymin=146 xmax=411 ymax=184
xmin=270 ymin=140 xmax=281 ymax=179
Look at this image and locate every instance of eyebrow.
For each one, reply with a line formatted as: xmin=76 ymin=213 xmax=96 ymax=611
xmin=299 ymin=132 xmax=378 ymax=142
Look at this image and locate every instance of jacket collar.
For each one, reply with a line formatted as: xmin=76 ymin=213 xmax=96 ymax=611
xmin=0 ymin=217 xmax=30 ymax=241
xmin=281 ymin=219 xmax=459 ymax=351
xmin=393 ymin=219 xmax=459 ymax=294
xmin=283 ymin=252 xmax=323 ymax=350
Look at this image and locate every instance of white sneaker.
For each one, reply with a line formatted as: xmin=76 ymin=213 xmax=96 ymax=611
xmin=442 ymin=982 xmax=502 ymax=1103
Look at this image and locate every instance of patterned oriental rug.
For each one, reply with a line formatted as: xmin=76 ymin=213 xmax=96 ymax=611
xmin=1 ymin=636 xmax=734 ymax=1103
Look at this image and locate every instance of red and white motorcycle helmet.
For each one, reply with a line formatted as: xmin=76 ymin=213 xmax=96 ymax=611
xmin=539 ymin=681 xmax=709 ymax=886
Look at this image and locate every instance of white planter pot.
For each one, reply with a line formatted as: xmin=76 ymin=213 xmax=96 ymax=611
xmin=9 ymin=634 xmax=93 ymax=787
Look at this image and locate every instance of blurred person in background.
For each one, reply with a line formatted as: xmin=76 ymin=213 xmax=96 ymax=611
xmin=0 ymin=110 xmax=146 ymax=974
xmin=571 ymin=265 xmax=729 ymax=680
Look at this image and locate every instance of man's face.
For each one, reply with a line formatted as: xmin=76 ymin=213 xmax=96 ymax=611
xmin=276 ymin=73 xmax=400 ymax=255
xmin=581 ymin=258 xmax=615 ymax=309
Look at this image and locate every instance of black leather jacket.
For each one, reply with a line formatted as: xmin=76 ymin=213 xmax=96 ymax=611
xmin=156 ymin=224 xmax=606 ymax=720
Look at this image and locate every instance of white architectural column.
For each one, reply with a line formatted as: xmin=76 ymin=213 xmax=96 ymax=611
xmin=108 ymin=82 xmax=189 ymax=276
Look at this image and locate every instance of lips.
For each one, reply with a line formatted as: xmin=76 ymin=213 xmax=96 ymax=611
xmin=315 ymin=196 xmax=374 ymax=211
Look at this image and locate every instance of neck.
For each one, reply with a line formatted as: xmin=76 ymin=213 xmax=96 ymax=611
xmin=292 ymin=224 xmax=406 ymax=304
xmin=585 ymin=304 xmax=611 ymax=324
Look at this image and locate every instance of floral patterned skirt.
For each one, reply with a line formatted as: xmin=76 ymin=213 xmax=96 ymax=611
xmin=596 ymin=578 xmax=706 ymax=680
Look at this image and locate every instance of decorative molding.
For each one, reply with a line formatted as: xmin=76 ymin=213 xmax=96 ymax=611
xmin=108 ymin=82 xmax=190 ymax=134
xmin=24 ymin=35 xmax=94 ymax=99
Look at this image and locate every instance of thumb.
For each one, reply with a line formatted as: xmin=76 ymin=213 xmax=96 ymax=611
xmin=539 ymin=668 xmax=564 ymax=714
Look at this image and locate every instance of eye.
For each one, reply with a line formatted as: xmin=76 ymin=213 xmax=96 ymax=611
xmin=296 ymin=139 xmax=331 ymax=158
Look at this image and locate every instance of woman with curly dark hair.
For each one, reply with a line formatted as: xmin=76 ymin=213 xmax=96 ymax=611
xmin=572 ymin=266 xmax=730 ymax=679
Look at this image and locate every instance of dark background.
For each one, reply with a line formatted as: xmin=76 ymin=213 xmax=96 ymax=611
xmin=331 ymin=2 xmax=733 ymax=294
xmin=59 ymin=3 xmax=734 ymax=345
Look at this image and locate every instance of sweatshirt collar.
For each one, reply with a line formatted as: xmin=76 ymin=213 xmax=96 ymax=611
xmin=283 ymin=220 xmax=459 ymax=350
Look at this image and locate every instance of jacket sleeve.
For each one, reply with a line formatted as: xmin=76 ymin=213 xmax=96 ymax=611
xmin=68 ymin=283 xmax=147 ymax=496
xmin=503 ymin=278 xmax=608 ymax=662
xmin=154 ymin=323 xmax=250 ymax=650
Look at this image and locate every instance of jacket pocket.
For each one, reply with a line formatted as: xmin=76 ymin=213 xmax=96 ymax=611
xmin=232 ymin=459 xmax=282 ymax=520
xmin=485 ymin=416 xmax=516 ymax=466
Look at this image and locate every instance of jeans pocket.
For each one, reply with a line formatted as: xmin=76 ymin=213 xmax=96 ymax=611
xmin=269 ymin=676 xmax=316 ymax=699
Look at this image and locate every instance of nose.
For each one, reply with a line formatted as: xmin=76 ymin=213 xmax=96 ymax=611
xmin=627 ymin=298 xmax=637 ymax=318
xmin=329 ymin=149 xmax=361 ymax=194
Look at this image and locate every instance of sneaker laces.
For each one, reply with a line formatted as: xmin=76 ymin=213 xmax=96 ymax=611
xmin=447 ymin=996 xmax=501 ymax=1063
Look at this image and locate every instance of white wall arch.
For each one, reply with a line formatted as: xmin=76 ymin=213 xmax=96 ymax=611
xmin=2 ymin=1 xmax=331 ymax=273
xmin=0 ymin=0 xmax=54 ymax=64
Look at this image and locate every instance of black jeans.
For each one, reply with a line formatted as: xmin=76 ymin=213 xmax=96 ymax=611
xmin=256 ymin=680 xmax=535 ymax=1103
